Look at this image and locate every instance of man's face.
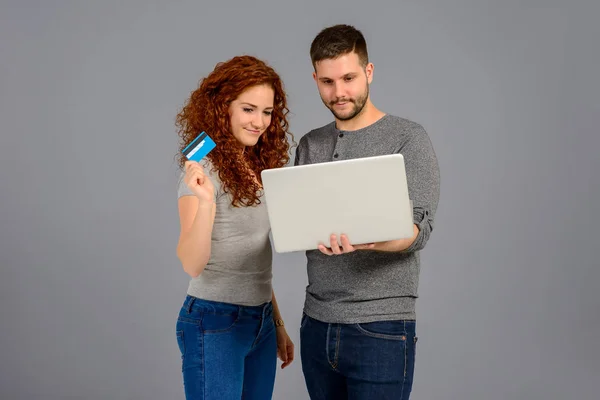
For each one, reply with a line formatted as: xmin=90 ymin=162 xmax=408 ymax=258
xmin=313 ymin=52 xmax=373 ymax=121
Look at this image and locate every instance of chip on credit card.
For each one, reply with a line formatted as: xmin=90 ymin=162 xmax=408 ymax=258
xmin=182 ymin=131 xmax=216 ymax=162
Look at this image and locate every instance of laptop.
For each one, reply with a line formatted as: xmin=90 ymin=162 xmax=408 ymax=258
xmin=260 ymin=154 xmax=414 ymax=253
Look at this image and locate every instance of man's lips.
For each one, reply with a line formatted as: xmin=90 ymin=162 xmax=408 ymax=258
xmin=333 ymin=100 xmax=351 ymax=107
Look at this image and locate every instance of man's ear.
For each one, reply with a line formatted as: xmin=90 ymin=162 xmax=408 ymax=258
xmin=365 ymin=62 xmax=374 ymax=84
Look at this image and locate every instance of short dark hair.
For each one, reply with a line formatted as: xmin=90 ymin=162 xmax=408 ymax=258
xmin=310 ymin=24 xmax=369 ymax=68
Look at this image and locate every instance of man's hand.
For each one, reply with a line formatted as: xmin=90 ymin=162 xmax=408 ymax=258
xmin=317 ymin=234 xmax=375 ymax=256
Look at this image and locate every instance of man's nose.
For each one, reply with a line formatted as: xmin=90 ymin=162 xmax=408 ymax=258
xmin=334 ymin=83 xmax=345 ymax=99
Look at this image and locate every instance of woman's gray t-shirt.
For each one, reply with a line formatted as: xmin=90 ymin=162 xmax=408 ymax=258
xmin=177 ymin=160 xmax=273 ymax=306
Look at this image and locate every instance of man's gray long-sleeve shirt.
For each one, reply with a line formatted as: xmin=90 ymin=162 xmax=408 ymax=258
xmin=294 ymin=114 xmax=440 ymax=323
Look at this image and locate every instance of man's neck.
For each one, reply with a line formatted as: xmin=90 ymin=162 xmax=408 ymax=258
xmin=335 ymin=101 xmax=386 ymax=131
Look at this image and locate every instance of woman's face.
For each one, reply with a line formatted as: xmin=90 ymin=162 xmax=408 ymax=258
xmin=228 ymin=84 xmax=275 ymax=148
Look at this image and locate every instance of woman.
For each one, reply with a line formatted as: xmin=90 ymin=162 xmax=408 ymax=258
xmin=174 ymin=55 xmax=295 ymax=399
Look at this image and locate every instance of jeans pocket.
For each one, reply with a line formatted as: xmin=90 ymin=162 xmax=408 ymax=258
xmin=300 ymin=313 xmax=309 ymax=330
xmin=355 ymin=320 xmax=409 ymax=341
xmin=414 ymin=336 xmax=418 ymax=357
xmin=176 ymin=330 xmax=185 ymax=358
xmin=201 ymin=312 xmax=240 ymax=334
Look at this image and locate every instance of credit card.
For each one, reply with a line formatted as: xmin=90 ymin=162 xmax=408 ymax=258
xmin=182 ymin=131 xmax=216 ymax=162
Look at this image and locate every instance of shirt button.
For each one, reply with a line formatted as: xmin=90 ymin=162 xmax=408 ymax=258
xmin=333 ymin=153 xmax=339 ymax=158
xmin=339 ymin=133 xmax=344 ymax=138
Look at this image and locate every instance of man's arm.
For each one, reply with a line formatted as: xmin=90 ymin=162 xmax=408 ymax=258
xmin=371 ymin=224 xmax=420 ymax=252
xmin=293 ymin=135 xmax=307 ymax=166
xmin=372 ymin=124 xmax=440 ymax=253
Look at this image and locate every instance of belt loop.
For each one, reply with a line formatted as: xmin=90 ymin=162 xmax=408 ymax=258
xmin=186 ymin=296 xmax=195 ymax=314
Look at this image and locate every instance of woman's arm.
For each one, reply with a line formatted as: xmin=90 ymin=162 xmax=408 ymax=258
xmin=272 ymin=289 xmax=294 ymax=369
xmin=272 ymin=289 xmax=284 ymax=324
xmin=176 ymin=196 xmax=215 ymax=277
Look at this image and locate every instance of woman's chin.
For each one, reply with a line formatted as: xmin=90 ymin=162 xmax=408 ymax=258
xmin=243 ymin=136 xmax=261 ymax=147
xmin=233 ymin=132 xmax=262 ymax=148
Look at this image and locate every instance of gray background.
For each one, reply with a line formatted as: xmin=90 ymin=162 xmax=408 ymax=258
xmin=1 ymin=0 xmax=598 ymax=399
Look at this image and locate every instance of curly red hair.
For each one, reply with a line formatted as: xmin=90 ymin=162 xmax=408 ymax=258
xmin=176 ymin=55 xmax=295 ymax=207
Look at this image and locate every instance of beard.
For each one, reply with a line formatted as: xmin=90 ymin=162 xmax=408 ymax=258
xmin=322 ymin=84 xmax=369 ymax=121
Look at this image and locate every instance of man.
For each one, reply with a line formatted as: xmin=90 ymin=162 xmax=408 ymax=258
xmin=295 ymin=24 xmax=440 ymax=399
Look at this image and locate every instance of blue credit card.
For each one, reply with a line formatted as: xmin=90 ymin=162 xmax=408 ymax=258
xmin=182 ymin=131 xmax=216 ymax=162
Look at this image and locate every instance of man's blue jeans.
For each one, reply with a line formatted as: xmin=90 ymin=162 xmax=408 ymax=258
xmin=300 ymin=313 xmax=417 ymax=400
xmin=175 ymin=295 xmax=277 ymax=400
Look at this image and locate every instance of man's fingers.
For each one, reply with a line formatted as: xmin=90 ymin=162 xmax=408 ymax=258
xmin=318 ymin=244 xmax=333 ymax=256
xmin=319 ymin=235 xmax=364 ymax=256
xmin=340 ymin=234 xmax=374 ymax=251
xmin=340 ymin=234 xmax=354 ymax=252
xmin=330 ymin=234 xmax=342 ymax=255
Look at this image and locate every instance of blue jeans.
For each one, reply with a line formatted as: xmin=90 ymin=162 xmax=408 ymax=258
xmin=175 ymin=295 xmax=277 ymax=400
xmin=300 ymin=314 xmax=417 ymax=400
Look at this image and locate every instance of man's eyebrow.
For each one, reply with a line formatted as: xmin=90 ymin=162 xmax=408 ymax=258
xmin=319 ymin=73 xmax=357 ymax=81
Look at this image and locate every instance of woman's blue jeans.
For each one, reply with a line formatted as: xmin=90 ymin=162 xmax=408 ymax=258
xmin=176 ymin=295 xmax=277 ymax=399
